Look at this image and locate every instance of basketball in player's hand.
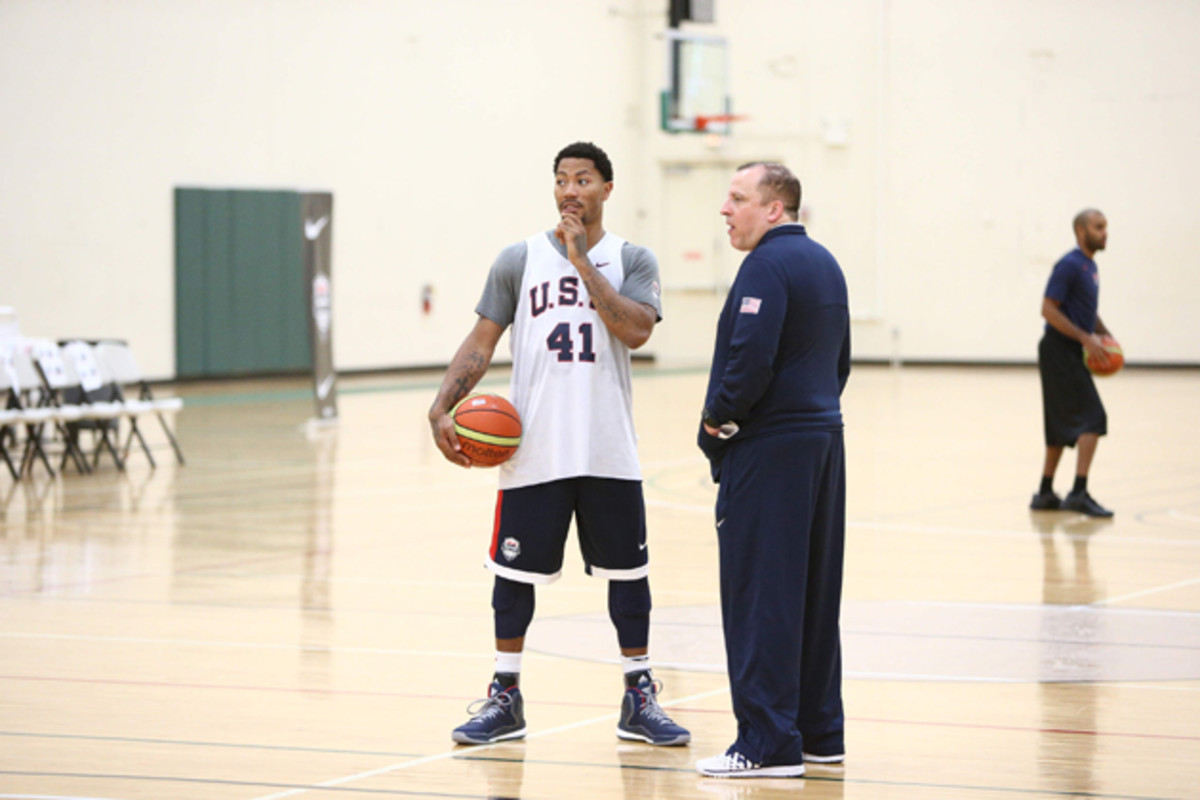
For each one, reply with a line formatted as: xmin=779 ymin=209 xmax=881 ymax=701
xmin=452 ymin=394 xmax=522 ymax=467
xmin=1085 ymin=335 xmax=1124 ymax=377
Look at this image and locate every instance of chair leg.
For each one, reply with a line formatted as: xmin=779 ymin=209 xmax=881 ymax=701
xmin=96 ymin=426 xmax=125 ymax=471
xmin=58 ymin=424 xmax=91 ymax=475
xmin=157 ymin=413 xmax=186 ymax=465
xmin=22 ymin=424 xmax=56 ymax=478
xmin=58 ymin=430 xmax=73 ymax=472
xmin=1 ymin=440 xmax=19 ymax=480
xmin=124 ymin=420 xmax=156 ymax=469
xmin=18 ymin=431 xmax=32 ymax=477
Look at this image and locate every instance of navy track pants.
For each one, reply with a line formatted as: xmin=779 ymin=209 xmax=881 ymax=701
xmin=714 ymin=429 xmax=846 ymax=765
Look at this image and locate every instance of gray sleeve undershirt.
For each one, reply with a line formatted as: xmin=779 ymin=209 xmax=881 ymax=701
xmin=474 ymin=241 xmax=526 ymax=329
xmin=621 ymin=241 xmax=663 ymax=322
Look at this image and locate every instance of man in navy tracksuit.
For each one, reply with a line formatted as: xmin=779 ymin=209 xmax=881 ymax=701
xmin=695 ymin=162 xmax=850 ymax=779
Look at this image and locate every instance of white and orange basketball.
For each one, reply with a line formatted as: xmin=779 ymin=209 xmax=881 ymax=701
xmin=452 ymin=394 xmax=522 ymax=467
xmin=1085 ymin=335 xmax=1124 ymax=377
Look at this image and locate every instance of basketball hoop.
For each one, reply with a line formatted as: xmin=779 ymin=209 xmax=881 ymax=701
xmin=694 ymin=113 xmax=747 ymax=132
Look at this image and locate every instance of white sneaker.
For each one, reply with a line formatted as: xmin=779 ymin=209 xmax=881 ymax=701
xmin=696 ymin=749 xmax=805 ymax=778
xmin=802 ymin=751 xmax=845 ymax=764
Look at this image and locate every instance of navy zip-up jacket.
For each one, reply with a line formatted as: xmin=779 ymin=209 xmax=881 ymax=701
xmin=698 ymin=224 xmax=850 ymax=478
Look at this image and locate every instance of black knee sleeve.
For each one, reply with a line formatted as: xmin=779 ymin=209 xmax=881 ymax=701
xmin=608 ymin=577 xmax=651 ymax=650
xmin=492 ymin=576 xmax=535 ymax=640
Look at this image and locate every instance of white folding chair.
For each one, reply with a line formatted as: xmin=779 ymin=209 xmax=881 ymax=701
xmin=60 ymin=339 xmax=159 ymax=468
xmin=0 ymin=343 xmax=27 ymax=479
xmin=29 ymin=338 xmax=125 ymax=472
xmin=7 ymin=343 xmax=90 ymax=477
xmin=93 ymin=341 xmax=185 ymax=466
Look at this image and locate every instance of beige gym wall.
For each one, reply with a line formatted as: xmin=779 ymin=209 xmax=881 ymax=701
xmin=2 ymin=0 xmax=1196 ymax=377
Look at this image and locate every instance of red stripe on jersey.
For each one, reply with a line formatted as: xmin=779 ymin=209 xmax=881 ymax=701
xmin=489 ymin=490 xmax=505 ymax=560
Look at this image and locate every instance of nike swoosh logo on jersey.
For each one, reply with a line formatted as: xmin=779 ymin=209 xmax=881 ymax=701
xmin=594 ymin=261 xmax=610 ymax=268
xmin=716 ymin=518 xmax=725 ymax=528
xmin=305 ymin=215 xmax=329 ymax=240
xmin=316 ymin=373 xmax=335 ymax=399
xmin=638 ymin=541 xmax=648 ymax=550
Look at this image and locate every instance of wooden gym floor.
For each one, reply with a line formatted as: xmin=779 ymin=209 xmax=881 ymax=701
xmin=1 ymin=363 xmax=1198 ymax=799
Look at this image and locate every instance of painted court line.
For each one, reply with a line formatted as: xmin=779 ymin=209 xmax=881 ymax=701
xmin=1092 ymin=574 xmax=1200 ymax=606
xmin=247 ymin=686 xmax=729 ymax=800
xmin=644 ymin=501 xmax=1200 ymax=548
xmin=0 ymin=631 xmax=493 ymax=660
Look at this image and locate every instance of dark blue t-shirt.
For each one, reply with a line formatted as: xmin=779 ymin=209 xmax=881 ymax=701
xmin=1044 ymin=248 xmax=1099 ymax=335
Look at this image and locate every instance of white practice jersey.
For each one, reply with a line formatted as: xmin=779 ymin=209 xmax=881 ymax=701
xmin=485 ymin=231 xmax=651 ymax=490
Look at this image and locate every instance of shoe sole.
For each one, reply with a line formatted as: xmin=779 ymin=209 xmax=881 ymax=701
xmin=697 ymin=763 xmax=805 ymax=778
xmin=451 ymin=726 xmax=527 ymax=745
xmin=802 ymin=752 xmax=845 ymax=764
xmin=1062 ymin=505 xmax=1114 ymax=517
xmin=616 ymin=727 xmax=691 ymax=746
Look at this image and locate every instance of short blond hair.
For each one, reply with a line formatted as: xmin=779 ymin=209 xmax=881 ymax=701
xmin=738 ymin=162 xmax=801 ymax=220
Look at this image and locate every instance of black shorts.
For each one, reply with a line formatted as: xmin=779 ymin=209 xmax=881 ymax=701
xmin=1038 ymin=330 xmax=1107 ymax=447
xmin=485 ymin=477 xmax=648 ymax=584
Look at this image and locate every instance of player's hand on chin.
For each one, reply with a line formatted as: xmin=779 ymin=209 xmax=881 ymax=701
xmin=556 ymin=212 xmax=587 ymax=264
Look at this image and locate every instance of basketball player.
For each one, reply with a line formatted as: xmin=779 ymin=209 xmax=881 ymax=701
xmin=428 ymin=141 xmax=689 ymax=747
xmin=696 ymin=162 xmax=850 ymax=778
xmin=1031 ymin=209 xmax=1115 ymax=517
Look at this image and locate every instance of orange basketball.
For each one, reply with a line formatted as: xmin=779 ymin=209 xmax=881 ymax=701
xmin=1085 ymin=335 xmax=1124 ymax=377
xmin=452 ymin=393 xmax=522 ymax=467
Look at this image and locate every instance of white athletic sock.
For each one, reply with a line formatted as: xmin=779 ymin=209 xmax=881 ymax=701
xmin=494 ymin=651 xmax=523 ymax=677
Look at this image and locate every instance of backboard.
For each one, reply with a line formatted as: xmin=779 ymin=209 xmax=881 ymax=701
xmin=660 ymin=31 xmax=733 ymax=134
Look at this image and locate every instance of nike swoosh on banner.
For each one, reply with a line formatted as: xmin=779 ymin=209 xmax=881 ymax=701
xmin=305 ymin=215 xmax=330 ymax=241
xmin=317 ymin=373 xmax=335 ymax=399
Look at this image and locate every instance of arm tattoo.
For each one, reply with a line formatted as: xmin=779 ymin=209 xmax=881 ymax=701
xmin=581 ymin=271 xmax=628 ymax=327
xmin=448 ymin=351 xmax=488 ymax=406
xmin=593 ymin=294 xmax=627 ymax=326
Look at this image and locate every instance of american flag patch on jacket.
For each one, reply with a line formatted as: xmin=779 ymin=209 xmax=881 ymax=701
xmin=740 ymin=296 xmax=762 ymax=314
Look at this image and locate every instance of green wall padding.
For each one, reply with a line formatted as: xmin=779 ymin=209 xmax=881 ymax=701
xmin=174 ymin=188 xmax=312 ymax=378
xmin=174 ymin=188 xmax=207 ymax=378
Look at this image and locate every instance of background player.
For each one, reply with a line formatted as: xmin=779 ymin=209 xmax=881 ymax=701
xmin=427 ymin=141 xmax=689 ymax=747
xmin=1031 ymin=209 xmax=1115 ymax=517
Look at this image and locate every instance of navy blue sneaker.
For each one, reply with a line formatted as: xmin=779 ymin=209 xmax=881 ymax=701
xmin=452 ymin=681 xmax=526 ymax=745
xmin=1062 ymin=490 xmax=1113 ymax=518
xmin=1030 ymin=490 xmax=1062 ymax=510
xmin=616 ymin=675 xmax=690 ymax=746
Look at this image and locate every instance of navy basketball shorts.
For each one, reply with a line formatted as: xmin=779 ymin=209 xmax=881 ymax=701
xmin=485 ymin=477 xmax=649 ymax=585
xmin=1039 ymin=330 xmax=1107 ymax=447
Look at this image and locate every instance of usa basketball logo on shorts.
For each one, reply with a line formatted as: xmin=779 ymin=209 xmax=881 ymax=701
xmin=740 ymin=297 xmax=762 ymax=314
xmin=501 ymin=537 xmax=521 ymax=561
